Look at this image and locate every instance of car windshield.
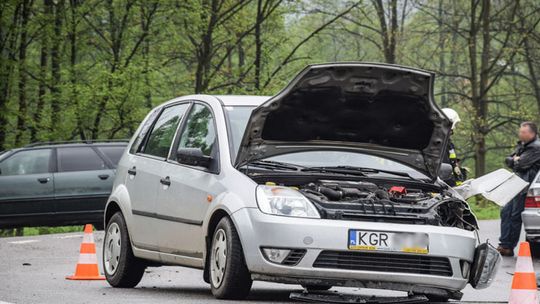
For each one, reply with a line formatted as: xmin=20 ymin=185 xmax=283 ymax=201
xmin=224 ymin=106 xmax=255 ymax=159
xmin=224 ymin=105 xmax=428 ymax=180
xmin=269 ymin=151 xmax=428 ymax=179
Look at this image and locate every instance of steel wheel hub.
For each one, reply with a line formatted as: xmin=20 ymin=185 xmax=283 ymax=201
xmin=104 ymin=222 xmax=121 ymax=275
xmin=210 ymin=228 xmax=227 ymax=287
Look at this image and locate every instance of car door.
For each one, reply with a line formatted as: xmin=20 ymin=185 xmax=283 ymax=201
xmin=126 ymin=102 xmax=191 ymax=251
xmin=0 ymin=148 xmax=54 ymax=226
xmin=156 ymin=103 xmax=223 ymax=264
xmin=53 ymin=146 xmax=115 ymax=219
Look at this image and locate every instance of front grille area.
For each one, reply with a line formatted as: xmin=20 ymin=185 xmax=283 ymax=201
xmin=316 ymin=200 xmax=442 ymax=226
xmin=282 ymin=249 xmax=307 ymax=266
xmin=313 ymin=250 xmax=453 ymax=277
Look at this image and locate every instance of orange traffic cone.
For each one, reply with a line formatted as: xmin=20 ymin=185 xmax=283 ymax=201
xmin=66 ymin=224 xmax=105 ymax=280
xmin=509 ymin=242 xmax=538 ymax=304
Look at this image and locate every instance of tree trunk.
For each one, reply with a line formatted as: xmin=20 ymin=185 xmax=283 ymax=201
xmin=50 ymin=0 xmax=64 ymax=140
xmin=0 ymin=3 xmax=22 ymax=150
xmin=437 ymin=0 xmax=447 ymax=107
xmin=254 ymin=0 xmax=263 ymax=90
xmin=523 ymin=31 xmax=540 ymax=115
xmin=372 ymin=0 xmax=398 ymax=64
xmin=31 ymin=0 xmax=52 ymax=143
xmin=475 ymin=0 xmax=491 ymax=177
xmin=15 ymin=0 xmax=31 ymax=146
xmin=91 ymin=0 xmax=119 ymax=139
xmin=141 ymin=3 xmax=152 ymax=108
xmin=69 ymin=0 xmax=85 ymax=140
xmin=194 ymin=0 xmax=219 ymax=93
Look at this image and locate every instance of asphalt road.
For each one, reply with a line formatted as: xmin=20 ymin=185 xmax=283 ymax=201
xmin=0 ymin=219 xmax=538 ymax=304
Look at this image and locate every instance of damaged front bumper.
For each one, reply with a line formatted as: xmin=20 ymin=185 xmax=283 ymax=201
xmin=232 ymin=208 xmax=487 ymax=300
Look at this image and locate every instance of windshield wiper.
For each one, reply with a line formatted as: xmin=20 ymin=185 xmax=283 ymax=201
xmin=245 ymin=160 xmax=302 ymax=171
xmin=302 ymin=165 xmax=419 ymax=180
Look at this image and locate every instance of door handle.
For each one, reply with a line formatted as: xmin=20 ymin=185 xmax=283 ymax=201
xmin=159 ymin=176 xmax=171 ymax=186
xmin=127 ymin=167 xmax=136 ymax=176
xmin=37 ymin=177 xmax=50 ymax=184
xmin=98 ymin=174 xmax=110 ymax=180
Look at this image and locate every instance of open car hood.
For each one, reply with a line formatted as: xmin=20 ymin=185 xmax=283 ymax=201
xmin=234 ymin=63 xmax=451 ymax=179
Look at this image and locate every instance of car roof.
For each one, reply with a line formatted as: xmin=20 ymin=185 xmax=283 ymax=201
xmin=4 ymin=141 xmax=128 ymax=154
xmin=214 ymin=95 xmax=270 ymax=107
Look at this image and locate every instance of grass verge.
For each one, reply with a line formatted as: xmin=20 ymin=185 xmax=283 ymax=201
xmin=0 ymin=226 xmax=84 ymax=237
xmin=467 ymin=197 xmax=501 ymax=220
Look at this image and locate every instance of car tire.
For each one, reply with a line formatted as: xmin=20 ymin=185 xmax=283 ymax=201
xmin=425 ymin=294 xmax=449 ymax=302
xmin=528 ymin=239 xmax=540 ymax=259
xmin=103 ymin=212 xmax=146 ymax=288
xmin=209 ymin=217 xmax=252 ymax=299
xmin=302 ymin=284 xmax=332 ymax=291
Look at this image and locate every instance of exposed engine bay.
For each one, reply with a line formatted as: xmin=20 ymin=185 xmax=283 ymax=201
xmin=252 ymin=175 xmax=478 ymax=231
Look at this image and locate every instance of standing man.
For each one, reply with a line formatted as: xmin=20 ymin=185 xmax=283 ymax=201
xmin=499 ymin=121 xmax=540 ymax=256
xmin=442 ymin=108 xmax=467 ymax=186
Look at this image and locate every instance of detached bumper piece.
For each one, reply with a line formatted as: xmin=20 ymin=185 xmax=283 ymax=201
xmin=313 ymin=251 xmax=453 ymax=277
xmin=290 ymin=291 xmax=428 ymax=303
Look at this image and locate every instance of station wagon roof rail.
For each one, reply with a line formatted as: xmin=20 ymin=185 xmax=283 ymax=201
xmin=24 ymin=139 xmax=129 ymax=148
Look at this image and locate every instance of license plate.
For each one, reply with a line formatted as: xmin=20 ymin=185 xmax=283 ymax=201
xmin=348 ymin=230 xmax=429 ymax=254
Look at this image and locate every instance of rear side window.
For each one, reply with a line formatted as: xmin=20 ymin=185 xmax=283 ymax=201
xmin=57 ymin=147 xmax=107 ymax=172
xmin=130 ymin=109 xmax=160 ymax=154
xmin=0 ymin=149 xmax=51 ymax=176
xmin=142 ymin=103 xmax=190 ymax=158
xmin=98 ymin=146 xmax=125 ymax=165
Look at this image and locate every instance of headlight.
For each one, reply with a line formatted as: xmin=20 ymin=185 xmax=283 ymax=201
xmin=469 ymin=241 xmax=501 ymax=289
xmin=256 ymin=185 xmax=320 ymax=218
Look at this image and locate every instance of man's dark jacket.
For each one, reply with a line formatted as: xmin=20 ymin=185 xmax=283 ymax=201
xmin=505 ymin=138 xmax=540 ymax=183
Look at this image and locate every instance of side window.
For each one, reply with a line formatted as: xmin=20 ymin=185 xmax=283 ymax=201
xmin=0 ymin=149 xmax=51 ymax=176
xmin=97 ymin=146 xmax=126 ymax=166
xmin=57 ymin=147 xmax=107 ymax=172
xmin=142 ymin=103 xmax=190 ymax=158
xmin=177 ymin=104 xmax=217 ymax=157
xmin=130 ymin=109 xmax=160 ymax=154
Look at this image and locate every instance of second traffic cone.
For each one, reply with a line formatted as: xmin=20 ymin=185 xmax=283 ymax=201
xmin=66 ymin=224 xmax=105 ymax=280
xmin=509 ymin=242 xmax=538 ymax=304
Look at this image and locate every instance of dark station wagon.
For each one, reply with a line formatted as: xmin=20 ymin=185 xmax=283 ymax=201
xmin=0 ymin=141 xmax=127 ymax=229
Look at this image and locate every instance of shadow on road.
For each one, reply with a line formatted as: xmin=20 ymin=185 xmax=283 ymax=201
xmin=97 ymin=285 xmax=296 ymax=303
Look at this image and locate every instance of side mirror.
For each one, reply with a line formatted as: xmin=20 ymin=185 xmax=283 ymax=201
xmin=439 ymin=163 xmax=453 ymax=181
xmin=176 ymin=147 xmax=212 ymax=168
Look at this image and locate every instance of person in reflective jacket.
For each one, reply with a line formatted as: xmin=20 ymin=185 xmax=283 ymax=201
xmin=498 ymin=121 xmax=540 ymax=256
xmin=441 ymin=108 xmax=467 ymax=186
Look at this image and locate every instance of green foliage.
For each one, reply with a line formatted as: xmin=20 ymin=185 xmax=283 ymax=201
xmin=0 ymin=0 xmax=539 ymax=178
xmin=467 ymin=197 xmax=501 ymax=220
xmin=0 ymin=226 xmax=83 ymax=237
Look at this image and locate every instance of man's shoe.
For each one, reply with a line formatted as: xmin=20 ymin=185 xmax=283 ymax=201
xmin=497 ymin=246 xmax=514 ymax=257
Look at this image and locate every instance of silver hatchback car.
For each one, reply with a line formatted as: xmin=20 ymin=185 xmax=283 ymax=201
xmin=103 ymin=63 xmax=499 ymax=301
xmin=523 ymin=172 xmax=540 ymax=258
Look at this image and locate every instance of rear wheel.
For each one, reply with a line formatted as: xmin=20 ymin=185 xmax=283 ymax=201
xmin=527 ymin=238 xmax=540 ymax=259
xmin=209 ymin=217 xmax=252 ymax=299
xmin=103 ymin=212 xmax=146 ymax=287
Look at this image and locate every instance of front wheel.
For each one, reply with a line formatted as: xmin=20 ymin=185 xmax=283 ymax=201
xmin=209 ymin=217 xmax=252 ymax=299
xmin=103 ymin=212 xmax=146 ymax=287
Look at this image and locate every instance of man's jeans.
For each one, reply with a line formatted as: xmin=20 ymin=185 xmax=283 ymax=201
xmin=499 ymin=192 xmax=527 ymax=249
